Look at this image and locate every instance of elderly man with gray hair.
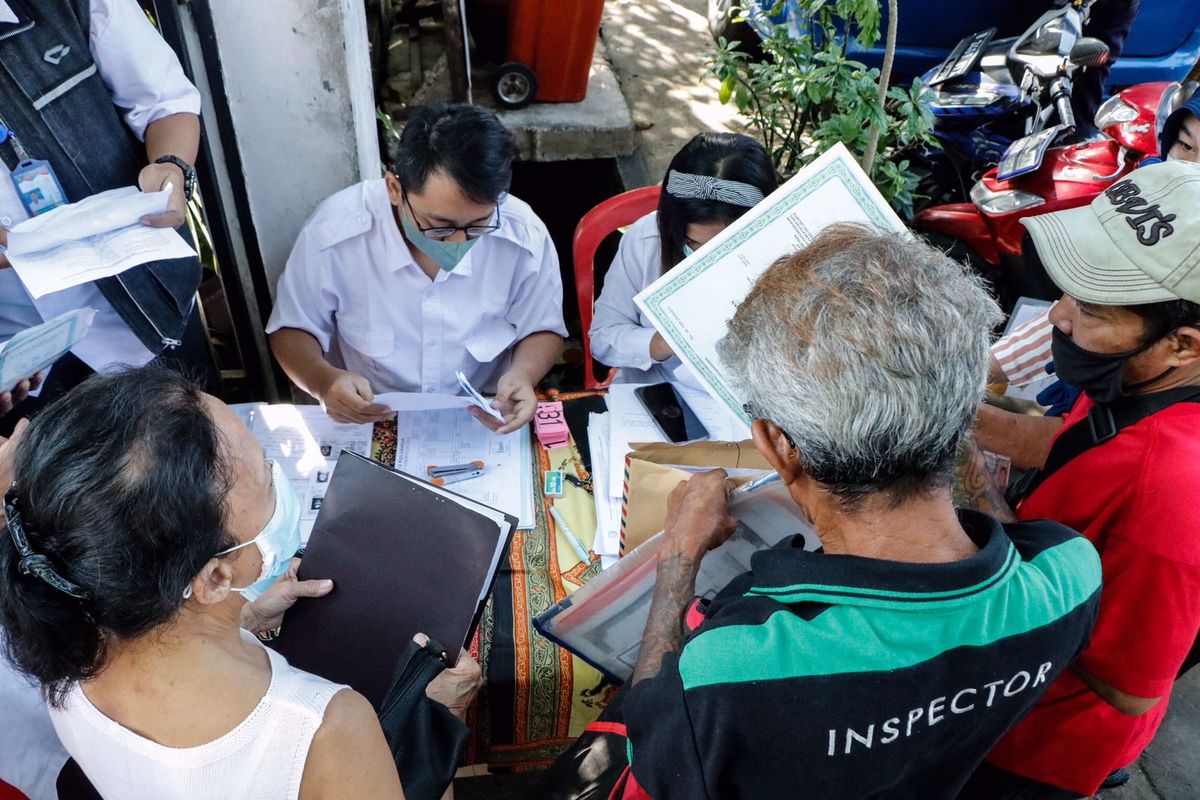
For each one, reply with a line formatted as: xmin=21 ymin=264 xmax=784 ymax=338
xmin=612 ymin=225 xmax=1103 ymax=800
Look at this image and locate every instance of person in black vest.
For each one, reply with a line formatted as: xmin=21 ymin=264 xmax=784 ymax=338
xmin=0 ymin=0 xmax=213 ymax=426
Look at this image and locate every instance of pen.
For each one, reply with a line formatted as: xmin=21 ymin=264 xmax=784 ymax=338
xmin=431 ymin=469 xmax=484 ymax=486
xmin=549 ymin=505 xmax=591 ymax=564
xmin=427 ymin=460 xmax=486 ymax=477
xmin=733 ymin=471 xmax=781 ymax=495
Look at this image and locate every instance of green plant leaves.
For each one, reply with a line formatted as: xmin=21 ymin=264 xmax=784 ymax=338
xmin=706 ymin=0 xmax=934 ymax=219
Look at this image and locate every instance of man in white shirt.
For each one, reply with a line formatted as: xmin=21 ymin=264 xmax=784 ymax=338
xmin=268 ymin=103 xmax=566 ymax=432
xmin=0 ymin=0 xmax=207 ymax=424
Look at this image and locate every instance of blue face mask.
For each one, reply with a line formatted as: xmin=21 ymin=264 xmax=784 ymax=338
xmin=400 ymin=213 xmax=480 ymax=273
xmin=218 ymin=460 xmax=302 ymax=602
xmin=682 ymin=244 xmax=694 ymax=258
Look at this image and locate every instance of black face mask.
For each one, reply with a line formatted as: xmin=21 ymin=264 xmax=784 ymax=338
xmin=1050 ymin=327 xmax=1174 ymax=404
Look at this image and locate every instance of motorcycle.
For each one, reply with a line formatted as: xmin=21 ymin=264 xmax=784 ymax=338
xmin=914 ymin=0 xmax=1111 ymax=206
xmin=913 ymin=80 xmax=1192 ymax=309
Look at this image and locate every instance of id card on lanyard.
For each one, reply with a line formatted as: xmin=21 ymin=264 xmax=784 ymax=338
xmin=0 ymin=116 xmax=69 ymax=217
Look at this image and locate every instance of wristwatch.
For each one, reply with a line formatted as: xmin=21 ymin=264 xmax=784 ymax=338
xmin=153 ymin=154 xmax=197 ymax=201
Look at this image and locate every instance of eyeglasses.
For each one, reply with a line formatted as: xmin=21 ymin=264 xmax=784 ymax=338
xmin=402 ymin=190 xmax=502 ymax=240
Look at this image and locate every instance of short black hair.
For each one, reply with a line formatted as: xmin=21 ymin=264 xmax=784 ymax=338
xmin=389 ymin=102 xmax=518 ymax=204
xmin=657 ymin=132 xmax=777 ymax=274
xmin=1128 ymin=297 xmax=1200 ymax=345
xmin=0 ymin=366 xmax=234 ymax=706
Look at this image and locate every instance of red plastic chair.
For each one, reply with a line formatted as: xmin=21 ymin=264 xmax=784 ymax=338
xmin=572 ymin=185 xmax=662 ymax=390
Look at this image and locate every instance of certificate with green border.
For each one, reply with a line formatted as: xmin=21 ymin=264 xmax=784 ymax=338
xmin=634 ymin=143 xmax=906 ymax=430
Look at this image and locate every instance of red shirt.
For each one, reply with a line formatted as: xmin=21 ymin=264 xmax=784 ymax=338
xmin=986 ymin=395 xmax=1200 ymax=795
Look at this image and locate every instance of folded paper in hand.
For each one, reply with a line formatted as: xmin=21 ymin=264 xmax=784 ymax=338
xmin=6 ymin=186 xmax=196 ymax=299
xmin=0 ymin=308 xmax=94 ymax=392
xmin=456 ymin=371 xmax=504 ymax=421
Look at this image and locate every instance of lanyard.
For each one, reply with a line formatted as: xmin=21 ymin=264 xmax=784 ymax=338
xmin=0 ymin=109 xmax=32 ymax=162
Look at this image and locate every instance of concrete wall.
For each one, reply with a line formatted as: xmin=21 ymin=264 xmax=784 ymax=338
xmin=206 ymin=0 xmax=380 ymax=289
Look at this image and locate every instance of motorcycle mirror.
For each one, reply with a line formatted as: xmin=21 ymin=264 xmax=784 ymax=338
xmin=1069 ymin=38 xmax=1110 ymax=68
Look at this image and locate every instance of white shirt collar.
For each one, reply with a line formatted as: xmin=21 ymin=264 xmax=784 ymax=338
xmin=0 ymin=2 xmax=19 ymax=24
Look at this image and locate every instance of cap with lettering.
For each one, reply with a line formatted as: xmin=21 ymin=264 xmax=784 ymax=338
xmin=1020 ymin=160 xmax=1200 ymax=305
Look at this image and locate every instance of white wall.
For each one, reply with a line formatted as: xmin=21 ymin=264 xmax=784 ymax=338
xmin=206 ymin=0 xmax=380 ymax=289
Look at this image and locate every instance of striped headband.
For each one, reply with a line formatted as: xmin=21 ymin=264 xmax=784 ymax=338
xmin=665 ymin=170 xmax=765 ymax=207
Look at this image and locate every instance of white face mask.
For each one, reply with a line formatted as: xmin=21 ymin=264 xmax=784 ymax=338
xmin=184 ymin=460 xmax=302 ymax=602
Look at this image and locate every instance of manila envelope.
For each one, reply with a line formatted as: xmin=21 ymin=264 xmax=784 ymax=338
xmin=620 ymin=440 xmax=771 ymax=555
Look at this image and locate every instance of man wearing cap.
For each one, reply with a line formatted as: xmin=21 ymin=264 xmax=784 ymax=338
xmin=960 ymin=160 xmax=1200 ymax=799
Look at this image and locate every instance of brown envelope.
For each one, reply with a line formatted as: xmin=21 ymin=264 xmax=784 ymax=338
xmin=619 ymin=440 xmax=771 ymax=555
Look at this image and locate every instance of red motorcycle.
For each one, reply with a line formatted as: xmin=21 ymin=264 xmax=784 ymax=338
xmin=914 ymin=80 xmax=1191 ymax=307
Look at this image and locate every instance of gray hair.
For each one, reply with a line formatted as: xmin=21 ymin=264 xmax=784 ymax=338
xmin=718 ymin=224 xmax=1002 ymax=504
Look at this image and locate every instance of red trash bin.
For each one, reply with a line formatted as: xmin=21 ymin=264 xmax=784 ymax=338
xmin=491 ymin=0 xmax=606 ymax=109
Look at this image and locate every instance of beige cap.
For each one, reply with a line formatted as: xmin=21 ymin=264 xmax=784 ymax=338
xmin=1021 ymin=160 xmax=1200 ymax=305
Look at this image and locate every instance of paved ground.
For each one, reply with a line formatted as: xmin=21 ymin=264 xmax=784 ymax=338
xmin=598 ymin=0 xmax=746 ymax=185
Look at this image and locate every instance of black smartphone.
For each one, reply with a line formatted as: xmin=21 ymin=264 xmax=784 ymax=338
xmin=634 ymin=382 xmax=710 ymax=443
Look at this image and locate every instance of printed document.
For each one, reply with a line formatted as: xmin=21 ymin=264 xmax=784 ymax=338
xmin=604 ymin=382 xmax=744 ymax=501
xmin=633 ymin=143 xmax=906 ymax=429
xmin=6 ymin=186 xmax=195 ymax=299
xmin=0 ymin=308 xmax=94 ymax=392
xmin=394 ymin=408 xmax=535 ymax=528
xmin=586 ymin=412 xmax=622 ymax=559
xmin=233 ymin=403 xmax=373 ymax=543
xmin=388 ymin=393 xmax=536 ymax=529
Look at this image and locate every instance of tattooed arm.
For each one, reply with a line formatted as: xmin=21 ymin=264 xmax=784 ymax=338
xmin=954 ymin=435 xmax=1017 ymax=523
xmin=631 ymin=470 xmax=738 ymax=686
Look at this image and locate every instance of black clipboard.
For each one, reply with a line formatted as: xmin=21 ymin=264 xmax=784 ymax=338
xmin=0 ymin=0 xmax=35 ymax=42
xmin=271 ymin=451 xmax=517 ymax=708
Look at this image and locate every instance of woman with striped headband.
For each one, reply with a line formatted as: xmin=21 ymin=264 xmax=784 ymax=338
xmin=589 ymin=132 xmax=776 ymax=385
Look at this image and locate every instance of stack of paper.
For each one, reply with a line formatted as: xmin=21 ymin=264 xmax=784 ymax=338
xmin=385 ymin=392 xmax=536 ymax=529
xmin=586 ymin=412 xmax=622 ymax=567
xmin=232 ymin=403 xmax=374 ymax=543
xmin=604 ymin=382 xmax=745 ymax=503
xmin=6 ymin=186 xmax=196 ymax=299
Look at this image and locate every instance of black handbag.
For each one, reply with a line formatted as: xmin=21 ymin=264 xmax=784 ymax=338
xmin=377 ymin=637 xmax=470 ymax=800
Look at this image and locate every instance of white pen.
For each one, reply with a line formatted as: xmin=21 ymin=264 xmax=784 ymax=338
xmin=549 ymin=505 xmax=591 ymax=564
xmin=733 ymin=471 xmax=781 ymax=495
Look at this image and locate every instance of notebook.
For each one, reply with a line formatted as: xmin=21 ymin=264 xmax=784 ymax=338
xmin=271 ymin=451 xmax=516 ymax=707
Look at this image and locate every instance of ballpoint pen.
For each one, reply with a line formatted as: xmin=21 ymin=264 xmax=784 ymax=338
xmin=733 ymin=471 xmax=781 ymax=495
xmin=549 ymin=505 xmax=591 ymax=564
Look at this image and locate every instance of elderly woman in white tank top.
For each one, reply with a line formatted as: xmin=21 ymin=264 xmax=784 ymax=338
xmin=0 ymin=366 xmax=480 ymax=799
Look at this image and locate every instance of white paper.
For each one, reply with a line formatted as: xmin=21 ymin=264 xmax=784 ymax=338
xmin=455 ymin=370 xmax=504 ymax=421
xmin=0 ymin=308 xmax=94 ymax=391
xmin=376 ymin=391 xmax=472 ymax=412
xmin=586 ymin=412 xmax=622 ymax=559
xmin=634 ymin=143 xmax=907 ymax=428
xmin=236 ymin=404 xmax=374 ymax=543
xmin=605 ymin=382 xmax=744 ymax=501
xmin=7 ymin=187 xmax=195 ymax=299
xmin=7 ymin=187 xmax=171 ymax=255
xmin=394 ymin=406 xmax=536 ymax=529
